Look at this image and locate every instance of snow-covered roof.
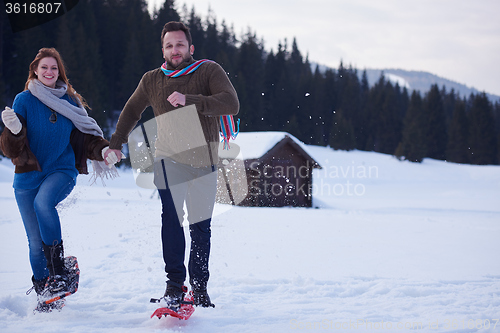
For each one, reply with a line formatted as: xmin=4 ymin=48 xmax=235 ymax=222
xmin=230 ymin=131 xmax=318 ymax=162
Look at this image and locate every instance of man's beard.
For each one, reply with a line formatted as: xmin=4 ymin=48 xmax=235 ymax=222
xmin=165 ymin=53 xmax=191 ymax=68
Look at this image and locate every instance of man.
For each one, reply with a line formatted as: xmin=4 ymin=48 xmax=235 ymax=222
xmin=105 ymin=21 xmax=239 ymax=309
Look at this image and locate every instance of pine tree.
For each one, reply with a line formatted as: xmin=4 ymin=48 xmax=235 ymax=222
xmin=120 ymin=32 xmax=143 ymax=104
xmin=442 ymin=87 xmax=456 ymax=128
xmin=367 ymin=75 xmax=402 ymax=154
xmin=356 ymin=70 xmax=370 ymax=150
xmin=397 ymin=91 xmax=427 ymax=162
xmin=270 ymin=42 xmax=294 ymax=135
xmin=76 ymin=0 xmax=110 ymax=124
xmin=337 ymin=66 xmax=361 ymax=148
xmin=446 ymin=98 xmax=469 ymax=163
xmin=0 ymin=7 xmax=12 ymax=104
xmin=9 ymin=24 xmax=51 ymax=94
xmin=187 ymin=7 xmax=205 ymax=58
xmin=321 ymin=69 xmax=337 ymax=146
xmin=423 ymin=84 xmax=447 ymax=160
xmin=139 ymin=4 xmax=160 ymax=72
xmin=217 ymin=20 xmax=237 ymax=73
xmin=289 ymin=38 xmax=303 ymax=73
xmin=308 ymin=66 xmax=328 ymax=146
xmin=398 ymin=86 xmax=410 ymax=122
xmin=329 ymin=109 xmax=356 ymax=150
xmin=468 ymin=93 xmax=498 ymax=165
xmin=263 ymin=50 xmax=277 ymax=126
xmin=95 ymin=0 xmax=157 ymax=113
xmin=379 ymin=81 xmax=402 ymax=154
xmin=56 ymin=15 xmax=76 ymax=76
xmin=495 ymin=102 xmax=500 ymax=164
xmin=234 ymin=30 xmax=265 ymax=131
xmin=291 ymin=43 xmax=314 ymax=143
xmin=154 ymin=0 xmax=180 ymax=33
xmin=203 ymin=8 xmax=220 ymax=61
xmin=364 ymin=74 xmax=387 ymax=151
xmin=284 ymin=114 xmax=303 ymax=139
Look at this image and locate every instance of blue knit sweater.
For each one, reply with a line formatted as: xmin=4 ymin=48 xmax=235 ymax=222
xmin=12 ymin=91 xmax=78 ymax=189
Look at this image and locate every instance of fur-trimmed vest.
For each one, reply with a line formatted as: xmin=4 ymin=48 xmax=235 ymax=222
xmin=0 ymin=114 xmax=108 ymax=174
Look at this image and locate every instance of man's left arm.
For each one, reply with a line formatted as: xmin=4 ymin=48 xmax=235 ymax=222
xmin=184 ymin=63 xmax=239 ymax=116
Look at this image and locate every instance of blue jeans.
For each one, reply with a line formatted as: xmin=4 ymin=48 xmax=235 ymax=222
xmin=14 ymin=172 xmax=75 ymax=280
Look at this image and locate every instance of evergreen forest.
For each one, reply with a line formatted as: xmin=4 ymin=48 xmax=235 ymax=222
xmin=1 ymin=0 xmax=499 ymax=165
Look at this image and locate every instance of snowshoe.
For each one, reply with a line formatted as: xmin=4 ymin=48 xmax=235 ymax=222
xmin=27 ymin=276 xmax=65 ymax=313
xmin=40 ymin=256 xmax=80 ymax=306
xmin=150 ymin=285 xmax=195 ymax=320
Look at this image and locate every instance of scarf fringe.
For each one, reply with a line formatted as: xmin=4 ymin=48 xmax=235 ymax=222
xmin=89 ymin=160 xmax=120 ymax=186
xmin=220 ymin=115 xmax=240 ymax=150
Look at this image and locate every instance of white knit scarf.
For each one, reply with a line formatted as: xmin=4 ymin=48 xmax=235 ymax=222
xmin=28 ymin=79 xmax=118 ymax=184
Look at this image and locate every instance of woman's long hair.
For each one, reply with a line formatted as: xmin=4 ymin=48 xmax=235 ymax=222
xmin=24 ymin=47 xmax=89 ymax=109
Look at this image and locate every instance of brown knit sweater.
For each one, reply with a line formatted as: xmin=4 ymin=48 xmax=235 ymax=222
xmin=109 ymin=57 xmax=239 ymax=167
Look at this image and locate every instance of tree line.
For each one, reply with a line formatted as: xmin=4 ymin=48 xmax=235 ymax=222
xmin=1 ymin=0 xmax=499 ymax=165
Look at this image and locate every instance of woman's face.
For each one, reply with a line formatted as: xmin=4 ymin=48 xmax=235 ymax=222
xmin=35 ymin=57 xmax=59 ymax=88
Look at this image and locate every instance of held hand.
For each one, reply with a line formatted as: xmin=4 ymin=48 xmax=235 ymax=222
xmin=167 ymin=91 xmax=186 ymax=107
xmin=1 ymin=107 xmax=22 ymax=135
xmin=101 ymin=147 xmax=123 ymax=168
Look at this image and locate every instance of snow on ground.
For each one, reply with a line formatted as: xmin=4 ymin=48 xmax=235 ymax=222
xmin=1 ymin=145 xmax=500 ymax=333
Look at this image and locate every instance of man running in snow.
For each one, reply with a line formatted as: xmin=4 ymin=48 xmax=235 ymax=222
xmin=105 ymin=21 xmax=239 ymax=309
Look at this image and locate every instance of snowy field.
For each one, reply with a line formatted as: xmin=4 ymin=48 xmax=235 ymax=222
xmin=1 ymin=144 xmax=500 ymax=333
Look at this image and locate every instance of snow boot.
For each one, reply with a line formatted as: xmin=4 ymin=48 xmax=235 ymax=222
xmin=161 ymin=281 xmax=186 ymax=311
xmin=192 ymin=289 xmax=215 ymax=308
xmin=43 ymin=240 xmax=69 ymax=294
xmin=29 ymin=276 xmax=48 ymax=295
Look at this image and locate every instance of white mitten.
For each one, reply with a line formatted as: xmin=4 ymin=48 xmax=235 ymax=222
xmin=1 ymin=107 xmax=22 ymax=135
xmin=101 ymin=146 xmax=121 ymax=168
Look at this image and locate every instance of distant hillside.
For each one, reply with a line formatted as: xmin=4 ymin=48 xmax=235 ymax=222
xmin=363 ymin=68 xmax=500 ymax=104
xmin=311 ymin=63 xmax=499 ymax=104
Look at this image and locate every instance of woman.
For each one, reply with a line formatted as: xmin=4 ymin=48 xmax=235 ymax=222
xmin=0 ymin=48 xmax=119 ymax=311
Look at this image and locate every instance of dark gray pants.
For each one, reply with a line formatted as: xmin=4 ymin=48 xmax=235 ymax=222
xmin=155 ymin=158 xmax=217 ymax=290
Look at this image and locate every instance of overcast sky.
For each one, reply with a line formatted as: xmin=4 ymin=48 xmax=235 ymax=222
xmin=147 ymin=0 xmax=500 ymax=96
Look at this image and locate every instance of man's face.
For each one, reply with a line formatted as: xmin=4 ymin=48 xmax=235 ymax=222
xmin=162 ymin=30 xmax=194 ymax=68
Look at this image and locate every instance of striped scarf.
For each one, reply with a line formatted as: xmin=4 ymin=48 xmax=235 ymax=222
xmin=161 ymin=59 xmax=211 ymax=77
xmin=161 ymin=59 xmax=239 ymax=149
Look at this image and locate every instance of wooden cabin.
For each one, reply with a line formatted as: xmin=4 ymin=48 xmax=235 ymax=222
xmin=217 ymin=132 xmax=322 ymax=208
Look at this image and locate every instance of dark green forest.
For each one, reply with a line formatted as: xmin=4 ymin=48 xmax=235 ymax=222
xmin=1 ymin=0 xmax=499 ymax=165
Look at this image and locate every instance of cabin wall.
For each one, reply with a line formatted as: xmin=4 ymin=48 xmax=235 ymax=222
xmin=237 ymin=145 xmax=314 ymax=207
